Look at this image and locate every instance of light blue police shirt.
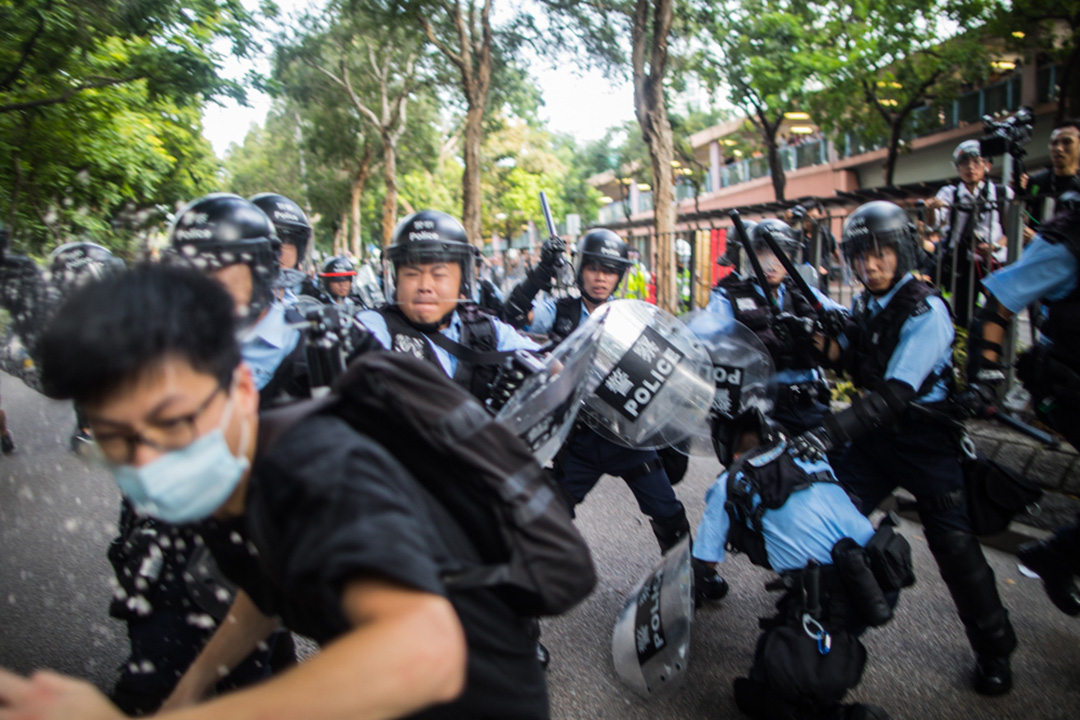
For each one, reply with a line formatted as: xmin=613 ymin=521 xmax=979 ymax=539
xmin=706 ymin=280 xmax=847 ymax=385
xmin=981 ymin=235 xmax=1079 ymax=314
xmin=357 ymin=307 xmax=539 ymax=377
xmin=857 ymin=273 xmax=954 ymax=404
xmin=693 ymin=444 xmax=875 ymax=572
xmin=239 ymin=303 xmax=302 ymax=391
xmin=526 ymin=297 xmax=590 ymax=336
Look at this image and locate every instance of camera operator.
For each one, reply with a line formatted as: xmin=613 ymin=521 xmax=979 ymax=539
xmin=1022 ymin=119 xmax=1080 ymax=226
xmin=925 ymin=140 xmax=1012 ymax=326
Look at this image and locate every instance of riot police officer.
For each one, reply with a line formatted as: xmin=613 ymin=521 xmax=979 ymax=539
xmin=503 ymin=228 xmax=728 ymax=602
xmin=168 ymin=193 xmax=309 ymax=408
xmin=249 ymin=192 xmax=321 ymax=302
xmin=791 ymin=200 xmax=1017 ymax=696
xmin=966 ymin=191 xmax=1080 ymax=616
xmin=318 ymin=255 xmax=361 ymax=312
xmin=696 ymin=408 xmax=903 ymax=720
xmin=707 ymin=218 xmax=847 ymax=434
xmin=355 ymin=210 xmax=540 ymax=408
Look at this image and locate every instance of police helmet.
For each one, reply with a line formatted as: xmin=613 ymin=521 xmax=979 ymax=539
xmin=952 ymin=139 xmax=985 ymax=166
xmin=385 ymin=210 xmax=478 ymax=302
xmin=47 ymin=242 xmax=125 ymax=289
xmin=249 ymin=193 xmax=312 ymax=266
xmin=711 ymin=406 xmax=784 ymax=468
xmin=575 ymin=229 xmax=632 ymax=290
xmin=750 ymin=218 xmax=800 ymax=259
xmin=841 ymin=201 xmax=919 ymax=291
xmin=319 ymin=255 xmax=357 ymax=293
xmin=167 ymin=193 xmax=280 ymax=326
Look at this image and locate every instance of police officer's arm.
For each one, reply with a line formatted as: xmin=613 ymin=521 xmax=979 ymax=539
xmin=0 ymin=578 xmax=466 ymax=720
xmin=161 ymin=590 xmax=281 ymax=709
xmin=502 ymin=237 xmax=563 ymax=328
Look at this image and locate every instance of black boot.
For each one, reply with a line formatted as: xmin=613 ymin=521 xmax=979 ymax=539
xmin=649 ymin=506 xmax=690 ymax=554
xmin=1018 ymin=527 xmax=1080 ymax=616
xmin=926 ymin=531 xmax=1016 ymax=696
xmin=692 ymin=558 xmax=729 ymax=605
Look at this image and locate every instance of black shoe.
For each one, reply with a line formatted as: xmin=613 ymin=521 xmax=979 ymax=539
xmin=1018 ymin=540 xmax=1080 ymax=616
xmin=536 ymin=641 xmax=550 ymax=670
xmin=692 ymin=558 xmax=729 ymax=606
xmin=973 ymin=653 xmax=1012 ymax=696
xmin=1 ymin=431 xmax=14 ymax=454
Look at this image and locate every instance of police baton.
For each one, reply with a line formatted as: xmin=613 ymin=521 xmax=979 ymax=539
xmin=757 ymin=224 xmax=824 ymax=315
xmin=728 ymin=210 xmax=781 ymax=316
xmin=539 ymin=191 xmax=565 ymax=269
xmin=986 ymin=406 xmax=1060 ymax=448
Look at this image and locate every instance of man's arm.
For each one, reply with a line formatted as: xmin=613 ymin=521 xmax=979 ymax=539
xmin=0 ymin=578 xmax=467 ymax=720
xmin=160 ymin=590 xmax=281 ymax=710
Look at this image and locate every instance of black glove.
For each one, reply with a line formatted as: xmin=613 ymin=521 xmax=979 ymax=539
xmin=777 ymin=312 xmax=816 ymax=343
xmin=789 ymin=426 xmax=833 ymax=463
xmin=819 ymin=309 xmax=850 ymax=340
xmin=538 ymin=236 xmax=566 ymax=274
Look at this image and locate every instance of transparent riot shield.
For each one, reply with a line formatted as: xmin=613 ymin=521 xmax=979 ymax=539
xmin=612 ymin=535 xmax=694 ymax=697
xmin=579 ymin=300 xmax=714 ymax=449
xmin=680 ymin=310 xmax=777 ymax=456
xmin=495 ymin=312 xmax=607 ymax=466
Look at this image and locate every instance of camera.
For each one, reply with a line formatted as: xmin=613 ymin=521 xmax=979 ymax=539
xmin=979 ymin=106 xmax=1034 ymax=159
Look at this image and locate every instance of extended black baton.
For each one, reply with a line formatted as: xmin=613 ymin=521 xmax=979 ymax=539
xmin=539 ymin=191 xmax=565 ymax=269
xmin=758 ymin=225 xmax=823 ymax=314
xmin=728 ymin=210 xmax=781 ymax=316
xmin=987 ymin=406 xmax=1060 ymax=448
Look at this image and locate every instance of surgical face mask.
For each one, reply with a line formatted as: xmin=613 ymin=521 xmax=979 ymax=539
xmin=110 ymin=395 xmax=250 ymax=524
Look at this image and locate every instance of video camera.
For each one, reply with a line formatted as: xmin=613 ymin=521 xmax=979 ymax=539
xmin=979 ymin=106 xmax=1034 ymax=159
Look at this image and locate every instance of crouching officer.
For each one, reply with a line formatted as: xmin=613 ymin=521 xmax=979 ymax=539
xmin=707 ymin=218 xmax=848 ymax=434
xmin=503 ymin=228 xmax=728 ymax=603
xmin=790 ymin=201 xmax=1017 ymax=696
xmin=965 ymin=191 xmax=1080 ymax=616
xmin=695 ymin=408 xmax=909 ymax=720
xmin=356 ymin=210 xmax=541 ymax=410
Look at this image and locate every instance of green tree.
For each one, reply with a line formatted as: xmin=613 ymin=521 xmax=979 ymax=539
xmin=992 ymin=0 xmax=1080 ymax=122
xmin=695 ymin=0 xmax=819 ymax=202
xmin=812 ymin=0 xmax=992 ymax=186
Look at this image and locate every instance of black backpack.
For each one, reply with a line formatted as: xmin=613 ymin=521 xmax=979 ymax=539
xmin=259 ymin=351 xmax=597 ymax=617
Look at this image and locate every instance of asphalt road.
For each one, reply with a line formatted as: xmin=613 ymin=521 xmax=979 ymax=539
xmin=1 ymin=371 xmax=1078 ymax=719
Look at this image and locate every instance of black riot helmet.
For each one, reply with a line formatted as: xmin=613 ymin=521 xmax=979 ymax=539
xmin=167 ymin=193 xmax=280 ymax=327
xmin=319 ymin=255 xmax=357 ymax=293
xmin=249 ymin=193 xmax=311 ymax=268
xmin=47 ymin=242 xmax=125 ymax=290
xmin=718 ymin=221 xmax=755 ymax=267
xmin=385 ymin=210 xmax=478 ymax=302
xmin=575 ymin=229 xmax=632 ymax=301
xmin=711 ymin=406 xmax=784 ymax=468
xmin=841 ymin=201 xmax=919 ymax=294
xmin=750 ymin=218 xmax=800 ymax=259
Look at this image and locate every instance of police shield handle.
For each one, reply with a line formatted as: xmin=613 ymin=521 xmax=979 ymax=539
xmin=539 ymin=191 xmax=565 ymax=268
xmin=612 ymin=535 xmax=694 ymax=697
xmin=728 ymin=210 xmax=780 ymax=315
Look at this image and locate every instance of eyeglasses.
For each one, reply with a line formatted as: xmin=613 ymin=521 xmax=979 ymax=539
xmin=90 ymin=385 xmax=226 ymax=463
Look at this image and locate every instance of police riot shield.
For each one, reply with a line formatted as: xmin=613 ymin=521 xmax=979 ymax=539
xmin=495 ymin=312 xmax=607 ymax=466
xmin=612 ymin=535 xmax=694 ymax=697
xmin=353 ymin=262 xmax=386 ymax=309
xmin=579 ymin=300 xmax=714 ymax=449
xmin=680 ymin=309 xmax=777 ymax=456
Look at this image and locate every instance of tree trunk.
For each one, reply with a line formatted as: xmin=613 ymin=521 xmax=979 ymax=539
xmin=765 ymin=131 xmax=786 ymax=202
xmin=632 ymin=0 xmax=677 ymax=314
xmin=884 ymin=118 xmax=903 ymax=187
xmin=381 ymin=131 xmax=398 ymax=247
xmin=350 ymin=173 xmax=363 ymax=258
xmin=462 ymin=103 xmax=485 ymax=246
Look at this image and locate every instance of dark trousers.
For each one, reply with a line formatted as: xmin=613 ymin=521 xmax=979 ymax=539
xmin=556 ymin=426 xmax=683 ymax=522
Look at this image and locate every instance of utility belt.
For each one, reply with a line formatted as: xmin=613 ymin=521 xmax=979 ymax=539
xmin=776 ymin=380 xmax=830 ymax=409
xmin=765 ymin=513 xmax=913 ymax=631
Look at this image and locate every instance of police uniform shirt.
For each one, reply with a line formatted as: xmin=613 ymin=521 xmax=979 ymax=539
xmin=705 ymin=281 xmax=847 ymax=385
xmin=227 ymin=413 xmax=549 ymax=719
xmin=356 ymin=308 xmax=540 ymax=377
xmin=239 ymin=303 xmax=302 ymax=391
xmin=856 ymin=273 xmax=954 ymax=403
xmin=981 ymin=235 xmax=1079 ymax=314
xmin=935 ymin=181 xmax=1013 ymax=263
xmin=693 ymin=448 xmax=875 ymax=572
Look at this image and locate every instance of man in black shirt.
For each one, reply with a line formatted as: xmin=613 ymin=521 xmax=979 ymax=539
xmin=0 ymin=264 xmax=548 ymax=720
xmin=1025 ymin=119 xmax=1080 ymax=227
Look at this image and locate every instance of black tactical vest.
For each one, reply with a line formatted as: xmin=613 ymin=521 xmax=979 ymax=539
xmin=847 ymin=279 xmax=946 ymax=395
xmin=550 ymin=296 xmax=583 ymax=345
xmin=724 ymin=440 xmax=837 ymax=570
xmin=717 ymin=275 xmax=817 ymax=370
xmin=378 ymin=304 xmax=500 ymax=402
